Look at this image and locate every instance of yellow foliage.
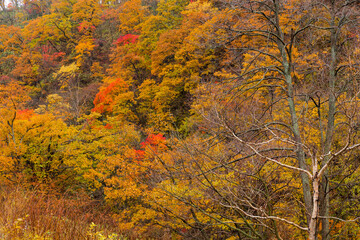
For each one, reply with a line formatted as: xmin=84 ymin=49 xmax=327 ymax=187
xmin=53 ymin=63 xmax=79 ymax=89
xmin=75 ymin=36 xmax=96 ymax=66
xmin=118 ymin=0 xmax=149 ymax=34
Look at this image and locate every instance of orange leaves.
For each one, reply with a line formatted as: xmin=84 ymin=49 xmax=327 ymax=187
xmin=0 ymin=80 xmax=30 ymax=110
xmin=72 ymin=0 xmax=102 ymax=28
xmin=0 ymin=109 xmax=75 ymax=184
xmin=75 ymin=36 xmax=97 ymax=64
xmin=150 ymin=28 xmax=187 ymax=76
xmin=72 ymin=0 xmax=103 ymax=67
xmin=98 ymin=132 xmax=171 ymax=235
xmin=92 ymin=78 xmax=129 ymax=114
xmin=137 ymin=133 xmax=167 ymax=159
xmin=0 ymin=25 xmax=23 ymax=54
xmin=77 ymin=22 xmax=96 ymax=33
xmin=16 ymin=109 xmax=34 ymax=120
xmin=142 ymin=133 xmax=166 ymax=147
xmin=118 ymin=0 xmax=149 ymax=34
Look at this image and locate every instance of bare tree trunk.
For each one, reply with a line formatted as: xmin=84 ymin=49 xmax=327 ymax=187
xmin=285 ymin=67 xmax=312 ymax=223
xmin=309 ymin=167 xmax=320 ymax=240
xmin=321 ymin=3 xmax=338 ymax=239
xmin=273 ymin=0 xmax=313 ymax=222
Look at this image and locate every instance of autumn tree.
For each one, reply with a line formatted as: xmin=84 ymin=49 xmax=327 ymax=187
xmin=148 ymin=0 xmax=360 ymax=239
xmin=3 ymin=0 xmax=360 ymax=238
xmin=0 ymin=80 xmax=72 ymax=187
xmin=93 ymin=0 xmax=223 ymax=132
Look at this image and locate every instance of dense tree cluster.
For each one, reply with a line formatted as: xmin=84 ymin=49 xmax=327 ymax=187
xmin=0 ymin=0 xmax=360 ymax=239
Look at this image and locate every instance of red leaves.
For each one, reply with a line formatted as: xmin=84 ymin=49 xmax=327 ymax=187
xmin=135 ymin=149 xmax=145 ymax=160
xmin=17 ymin=109 xmax=34 ymax=120
xmin=0 ymin=75 xmax=11 ymax=83
xmin=92 ymin=78 xmax=128 ymax=114
xmin=39 ymin=45 xmax=65 ymax=66
xmin=135 ymin=134 xmax=167 ymax=160
xmin=141 ymin=133 xmax=166 ymax=148
xmin=115 ymin=34 xmax=139 ymax=45
xmin=77 ymin=22 xmax=96 ymax=33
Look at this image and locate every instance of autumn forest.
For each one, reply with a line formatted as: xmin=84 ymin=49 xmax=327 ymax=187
xmin=0 ymin=0 xmax=359 ymax=239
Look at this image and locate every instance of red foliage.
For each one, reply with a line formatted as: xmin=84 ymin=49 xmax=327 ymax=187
xmin=40 ymin=45 xmax=65 ymax=66
xmin=43 ymin=52 xmax=65 ymax=65
xmin=23 ymin=1 xmax=43 ymax=14
xmin=135 ymin=134 xmax=166 ymax=160
xmin=141 ymin=133 xmax=166 ymax=148
xmin=135 ymin=149 xmax=145 ymax=160
xmin=17 ymin=109 xmax=34 ymax=120
xmin=77 ymin=22 xmax=96 ymax=33
xmin=101 ymin=8 xmax=119 ymax=22
xmin=115 ymin=34 xmax=139 ymax=45
xmin=7 ymin=3 xmax=14 ymax=9
xmin=92 ymin=78 xmax=128 ymax=114
xmin=0 ymin=75 xmax=11 ymax=83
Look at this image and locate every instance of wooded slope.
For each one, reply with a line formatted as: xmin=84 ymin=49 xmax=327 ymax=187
xmin=0 ymin=0 xmax=360 ymax=239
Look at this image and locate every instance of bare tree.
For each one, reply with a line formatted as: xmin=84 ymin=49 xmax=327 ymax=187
xmin=150 ymin=0 xmax=360 ymax=239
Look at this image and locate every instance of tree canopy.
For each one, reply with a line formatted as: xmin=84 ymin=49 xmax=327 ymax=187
xmin=0 ymin=0 xmax=360 ymax=239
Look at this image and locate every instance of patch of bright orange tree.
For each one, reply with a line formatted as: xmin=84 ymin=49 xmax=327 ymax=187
xmin=0 ymin=0 xmax=360 ymax=239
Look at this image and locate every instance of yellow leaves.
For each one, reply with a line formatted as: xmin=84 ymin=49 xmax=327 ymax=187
xmin=0 ymin=25 xmax=23 ymax=54
xmin=0 ymin=110 xmax=75 ymax=183
xmin=226 ymin=236 xmax=239 ymax=240
xmin=72 ymin=0 xmax=102 ymax=27
xmin=118 ymin=0 xmax=149 ymax=34
xmin=11 ymin=49 xmax=43 ymax=85
xmin=156 ymin=0 xmax=188 ymax=27
xmin=53 ymin=63 xmax=78 ymax=79
xmin=53 ymin=63 xmax=79 ymax=89
xmin=277 ymin=0 xmax=308 ymax=36
xmin=64 ymin=116 xmax=143 ymax=193
xmin=183 ymin=1 xmax=215 ymax=16
xmin=87 ymin=222 xmax=120 ymax=240
xmin=105 ymin=179 xmax=143 ymax=202
xmin=35 ymin=94 xmax=71 ymax=119
xmin=0 ymin=80 xmax=30 ymax=108
xmin=138 ymin=79 xmax=158 ymax=106
xmin=75 ymin=36 xmax=96 ymax=66
xmin=151 ymin=28 xmax=187 ymax=76
xmin=105 ymin=176 xmax=146 ymax=201
xmin=23 ymin=10 xmax=73 ymax=50
xmin=214 ymin=69 xmax=237 ymax=79
xmin=69 ymin=130 xmax=172 ymax=235
xmin=0 ymin=155 xmax=17 ymax=183
xmin=138 ymin=15 xmax=168 ymax=54
xmin=353 ymin=47 xmax=360 ymax=57
xmin=90 ymin=62 xmax=104 ymax=79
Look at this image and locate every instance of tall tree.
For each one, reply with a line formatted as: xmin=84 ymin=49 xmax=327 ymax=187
xmin=153 ymin=0 xmax=360 ymax=239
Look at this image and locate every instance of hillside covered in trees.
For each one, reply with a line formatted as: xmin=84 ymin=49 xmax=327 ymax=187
xmin=0 ymin=0 xmax=360 ymax=239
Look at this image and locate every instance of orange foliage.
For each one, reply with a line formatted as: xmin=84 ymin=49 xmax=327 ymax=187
xmin=115 ymin=34 xmax=139 ymax=45
xmin=140 ymin=133 xmax=167 ymax=152
xmin=16 ymin=109 xmax=34 ymax=120
xmin=92 ymin=78 xmax=129 ymax=114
